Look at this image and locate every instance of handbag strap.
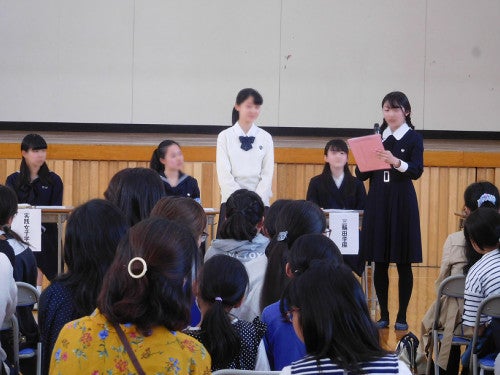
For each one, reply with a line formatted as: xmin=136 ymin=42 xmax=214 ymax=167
xmin=112 ymin=322 xmax=146 ymax=375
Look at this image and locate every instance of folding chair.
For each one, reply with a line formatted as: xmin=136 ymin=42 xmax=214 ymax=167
xmin=212 ymin=370 xmax=280 ymax=375
xmin=1 ymin=315 xmax=20 ymax=371
xmin=16 ymin=282 xmax=42 ymax=375
xmin=431 ymin=275 xmax=470 ymax=375
xmin=470 ymin=294 xmax=500 ymax=375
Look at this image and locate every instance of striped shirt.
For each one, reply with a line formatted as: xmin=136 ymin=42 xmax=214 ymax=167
xmin=463 ymin=249 xmax=500 ymax=326
xmin=280 ymin=354 xmax=411 ymax=374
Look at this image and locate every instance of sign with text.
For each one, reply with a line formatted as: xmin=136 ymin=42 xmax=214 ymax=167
xmin=329 ymin=210 xmax=359 ymax=255
xmin=11 ymin=208 xmax=42 ymax=252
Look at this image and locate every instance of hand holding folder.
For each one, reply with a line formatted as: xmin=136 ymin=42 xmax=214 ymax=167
xmin=347 ymin=134 xmax=391 ymax=172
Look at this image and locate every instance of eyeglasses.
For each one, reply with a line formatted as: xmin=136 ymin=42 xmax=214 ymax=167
xmin=200 ymin=232 xmax=209 ymax=242
xmin=285 ymin=307 xmax=300 ymax=323
xmin=323 ymin=228 xmax=332 ymax=237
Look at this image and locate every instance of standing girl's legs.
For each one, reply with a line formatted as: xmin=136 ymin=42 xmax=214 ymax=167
xmin=396 ymin=263 xmax=413 ymax=325
xmin=374 ymin=262 xmax=390 ymax=324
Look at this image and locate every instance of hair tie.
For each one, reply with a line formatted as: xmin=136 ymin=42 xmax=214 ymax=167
xmin=214 ymin=297 xmax=223 ymax=302
xmin=127 ymin=257 xmax=147 ymax=279
xmin=477 ymin=193 xmax=496 ymax=207
xmin=277 ymin=231 xmax=288 ymax=242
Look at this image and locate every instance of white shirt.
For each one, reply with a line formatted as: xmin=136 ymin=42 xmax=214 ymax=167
xmin=382 ymin=123 xmax=410 ymax=173
xmin=216 ymin=123 xmax=274 ymax=205
xmin=332 ymin=173 xmax=344 ymax=189
xmin=0 ymin=253 xmax=17 ymax=363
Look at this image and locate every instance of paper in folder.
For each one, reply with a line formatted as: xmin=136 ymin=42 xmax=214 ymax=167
xmin=347 ymin=134 xmax=391 ymax=172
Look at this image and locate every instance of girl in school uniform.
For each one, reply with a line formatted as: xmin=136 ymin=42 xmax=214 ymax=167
xmin=355 ymin=91 xmax=424 ymax=331
xmin=280 ymin=262 xmax=412 ymax=374
xmin=306 ymin=139 xmax=366 ymax=210
xmin=184 ymin=255 xmax=269 ymax=372
xmin=6 ymin=134 xmax=63 ymax=282
xmin=150 ymin=140 xmax=201 ymax=202
xmin=216 ymin=88 xmax=274 ymax=232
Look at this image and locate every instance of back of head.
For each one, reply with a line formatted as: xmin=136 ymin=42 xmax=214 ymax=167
xmin=0 ymin=185 xmax=18 ymax=226
xmin=150 ymin=140 xmax=180 ymax=173
xmin=151 ymin=196 xmax=207 ymax=241
xmin=287 ymin=234 xmax=343 ymax=276
xmin=261 ymin=200 xmax=326 ymax=309
xmin=199 ymin=255 xmax=249 ymax=367
xmin=282 ymin=262 xmax=386 ymax=372
xmin=263 ymin=199 xmax=292 ymax=238
xmin=463 ymin=207 xmax=500 ymax=253
xmin=219 ymin=189 xmax=264 ymax=241
xmin=104 ymin=167 xmax=165 ymax=226
xmin=463 ymin=181 xmax=499 ymax=211
xmin=98 ymin=217 xmax=198 ymax=334
xmin=61 ymin=199 xmax=128 ymax=315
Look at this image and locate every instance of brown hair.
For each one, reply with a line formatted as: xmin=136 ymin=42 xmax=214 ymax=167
xmin=150 ymin=196 xmax=207 ymax=240
xmin=97 ymin=217 xmax=198 ymax=334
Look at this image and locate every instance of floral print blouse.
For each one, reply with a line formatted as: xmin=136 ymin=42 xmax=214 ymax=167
xmin=49 ymin=309 xmax=211 ymax=375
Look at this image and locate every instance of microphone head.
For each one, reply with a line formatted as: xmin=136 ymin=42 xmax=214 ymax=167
xmin=373 ymin=123 xmax=380 ymax=134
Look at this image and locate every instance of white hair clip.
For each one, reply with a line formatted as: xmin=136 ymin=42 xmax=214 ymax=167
xmin=277 ymin=231 xmax=288 ymax=242
xmin=477 ymin=193 xmax=496 ymax=207
xmin=128 ymin=257 xmax=147 ymax=279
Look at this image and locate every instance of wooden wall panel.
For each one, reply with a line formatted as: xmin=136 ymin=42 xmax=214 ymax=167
xmin=0 ymin=146 xmax=498 ymax=267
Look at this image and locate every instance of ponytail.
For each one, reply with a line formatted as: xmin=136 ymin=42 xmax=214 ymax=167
xmin=232 ymin=107 xmax=239 ymax=125
xmin=260 ymin=238 xmax=290 ymax=310
xmin=1 ymin=225 xmax=30 ymax=247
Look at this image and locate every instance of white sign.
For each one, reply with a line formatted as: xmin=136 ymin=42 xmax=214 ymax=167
xmin=11 ymin=208 xmax=42 ymax=252
xmin=329 ymin=211 xmax=359 ymax=255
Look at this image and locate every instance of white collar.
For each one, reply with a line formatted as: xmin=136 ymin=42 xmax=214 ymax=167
xmin=233 ymin=122 xmax=258 ymax=137
xmin=382 ymin=123 xmax=410 ymax=141
xmin=332 ymin=173 xmax=344 ymax=188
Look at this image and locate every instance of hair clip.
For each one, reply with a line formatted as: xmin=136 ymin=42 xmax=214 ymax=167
xmin=127 ymin=257 xmax=147 ymax=279
xmin=477 ymin=193 xmax=496 ymax=207
xmin=277 ymin=231 xmax=288 ymax=242
xmin=214 ymin=296 xmax=223 ymax=302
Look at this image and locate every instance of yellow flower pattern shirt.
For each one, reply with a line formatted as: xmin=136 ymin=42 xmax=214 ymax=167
xmin=49 ymin=310 xmax=211 ymax=375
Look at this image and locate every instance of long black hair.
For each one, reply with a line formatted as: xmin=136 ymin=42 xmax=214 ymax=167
xmin=0 ymin=184 xmax=29 ymax=246
xmin=321 ymin=139 xmax=357 ymax=200
xmin=150 ymin=140 xmax=181 ymax=173
xmin=219 ymin=189 xmax=265 ymax=241
xmin=55 ymin=199 xmax=128 ymax=316
xmin=260 ymin=200 xmax=326 ymax=310
xmin=16 ymin=133 xmax=51 ymax=189
xmin=262 ymin=199 xmax=292 ymax=238
xmin=198 ymin=255 xmax=249 ymax=369
xmin=232 ymin=88 xmax=263 ymax=125
xmin=380 ymin=91 xmax=414 ymax=134
xmin=282 ymin=262 xmax=389 ymax=372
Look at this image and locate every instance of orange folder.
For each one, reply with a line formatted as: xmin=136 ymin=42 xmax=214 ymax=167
xmin=347 ymin=134 xmax=391 ymax=172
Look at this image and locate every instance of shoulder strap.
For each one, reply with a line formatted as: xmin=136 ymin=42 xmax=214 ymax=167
xmin=112 ymin=322 xmax=146 ymax=375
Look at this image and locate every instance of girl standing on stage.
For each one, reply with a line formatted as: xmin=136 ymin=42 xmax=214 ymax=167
xmin=6 ymin=134 xmax=63 ymax=282
xmin=150 ymin=140 xmax=201 ymax=202
xmin=355 ymin=91 xmax=424 ymax=331
xmin=216 ymin=88 xmax=274 ymax=232
xmin=307 ymin=139 xmax=366 ymax=210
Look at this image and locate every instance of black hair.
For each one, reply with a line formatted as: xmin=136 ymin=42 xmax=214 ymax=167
xmin=232 ymin=88 xmax=263 ymax=125
xmin=281 ymin=262 xmax=388 ymax=373
xmin=219 ymin=189 xmax=265 ymax=241
xmin=463 ymin=181 xmax=499 ymax=211
xmin=104 ymin=168 xmax=166 ymax=226
xmin=198 ymin=255 xmax=249 ymax=368
xmin=321 ymin=139 xmax=357 ymax=201
xmin=98 ymin=217 xmax=199 ymax=334
xmin=380 ymin=91 xmax=414 ymax=134
xmin=17 ymin=133 xmax=51 ymax=189
xmin=262 ymin=199 xmax=293 ymax=238
xmin=260 ymin=200 xmax=326 ymax=310
xmin=55 ymin=199 xmax=129 ymax=316
xmin=0 ymin=184 xmax=29 ymax=246
xmin=150 ymin=140 xmax=181 ymax=173
xmin=463 ymin=207 xmax=500 ymax=254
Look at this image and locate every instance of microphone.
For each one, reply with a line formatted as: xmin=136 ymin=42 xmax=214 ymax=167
xmin=373 ymin=123 xmax=380 ymax=134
